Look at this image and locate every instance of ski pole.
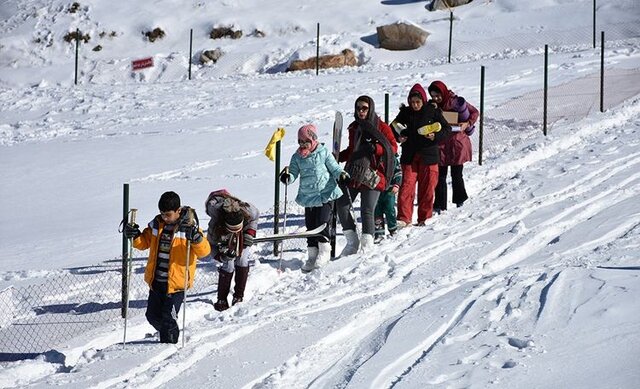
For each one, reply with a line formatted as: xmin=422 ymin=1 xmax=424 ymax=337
xmin=123 ymin=208 xmax=137 ymax=348
xmin=278 ymin=167 xmax=289 ymax=273
xmin=182 ymin=207 xmax=194 ymax=347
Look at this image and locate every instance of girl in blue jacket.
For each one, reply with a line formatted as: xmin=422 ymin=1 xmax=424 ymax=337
xmin=280 ymin=124 xmax=349 ymax=271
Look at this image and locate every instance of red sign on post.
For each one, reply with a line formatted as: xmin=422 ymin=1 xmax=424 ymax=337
xmin=132 ymin=57 xmax=154 ymax=70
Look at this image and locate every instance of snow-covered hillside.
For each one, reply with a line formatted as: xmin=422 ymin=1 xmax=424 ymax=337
xmin=1 ymin=0 xmax=639 ymax=388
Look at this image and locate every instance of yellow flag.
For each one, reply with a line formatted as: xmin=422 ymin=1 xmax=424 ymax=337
xmin=264 ymin=127 xmax=286 ymax=161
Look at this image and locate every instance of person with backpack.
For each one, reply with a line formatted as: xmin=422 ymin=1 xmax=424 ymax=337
xmin=391 ymin=83 xmax=452 ymax=226
xmin=205 ymin=190 xmax=260 ymax=312
xmin=337 ymin=95 xmax=398 ymax=255
xmin=279 ymin=124 xmax=349 ymax=271
xmin=123 ymin=191 xmax=210 ymax=343
xmin=427 ymin=80 xmax=479 ymax=212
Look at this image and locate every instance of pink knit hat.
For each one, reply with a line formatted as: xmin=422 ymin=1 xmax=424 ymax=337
xmin=297 ymin=124 xmax=319 ymax=158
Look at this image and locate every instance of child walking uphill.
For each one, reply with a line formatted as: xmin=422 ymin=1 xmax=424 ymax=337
xmin=280 ymin=124 xmax=349 ymax=271
xmin=124 ymin=191 xmax=211 ymax=344
xmin=374 ymin=153 xmax=402 ymax=243
xmin=205 ymin=190 xmax=260 ymax=311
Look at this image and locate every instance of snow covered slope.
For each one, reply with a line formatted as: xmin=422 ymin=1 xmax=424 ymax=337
xmin=1 ymin=0 xmax=639 ymax=388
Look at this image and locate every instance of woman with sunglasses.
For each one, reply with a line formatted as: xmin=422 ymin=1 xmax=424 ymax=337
xmin=336 ymin=95 xmax=398 ymax=256
xmin=279 ymin=124 xmax=349 ymax=271
xmin=391 ymin=83 xmax=451 ymax=226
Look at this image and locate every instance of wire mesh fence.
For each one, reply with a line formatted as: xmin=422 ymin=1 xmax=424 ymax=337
xmin=0 ymin=210 xmax=306 ymax=361
xmin=478 ymin=64 xmax=639 ymax=163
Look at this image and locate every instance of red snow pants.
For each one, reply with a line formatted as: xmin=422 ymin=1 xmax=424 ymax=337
xmin=397 ymin=155 xmax=439 ymax=224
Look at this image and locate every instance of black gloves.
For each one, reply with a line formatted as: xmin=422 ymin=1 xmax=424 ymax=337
xmin=338 ymin=171 xmax=351 ymax=186
xmin=243 ymin=230 xmax=255 ymax=247
xmin=279 ymin=168 xmax=290 ymax=185
xmin=218 ymin=246 xmax=237 ymax=261
xmin=363 ymin=138 xmax=377 ymax=154
xmin=183 ymin=225 xmax=203 ymax=243
xmin=124 ymin=223 xmax=141 ymax=239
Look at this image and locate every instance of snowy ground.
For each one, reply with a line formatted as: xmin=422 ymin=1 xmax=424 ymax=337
xmin=1 ymin=0 xmax=639 ymax=388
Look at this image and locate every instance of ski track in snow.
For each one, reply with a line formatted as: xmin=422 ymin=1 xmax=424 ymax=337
xmin=29 ymin=100 xmax=640 ymax=388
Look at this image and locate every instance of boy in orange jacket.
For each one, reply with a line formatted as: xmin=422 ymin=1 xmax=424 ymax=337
xmin=124 ymin=191 xmax=210 ymax=343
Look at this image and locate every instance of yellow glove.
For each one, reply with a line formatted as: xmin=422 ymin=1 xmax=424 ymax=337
xmin=417 ymin=122 xmax=442 ymax=136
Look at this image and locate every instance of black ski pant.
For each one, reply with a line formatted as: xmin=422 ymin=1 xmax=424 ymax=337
xmin=146 ymin=280 xmax=184 ymax=343
xmin=304 ymin=202 xmax=333 ymax=247
xmin=434 ymin=164 xmax=468 ymax=211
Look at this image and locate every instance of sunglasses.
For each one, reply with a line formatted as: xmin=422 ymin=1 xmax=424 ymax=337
xmin=356 ymin=105 xmax=369 ymax=112
xmin=298 ymin=139 xmax=311 ymax=146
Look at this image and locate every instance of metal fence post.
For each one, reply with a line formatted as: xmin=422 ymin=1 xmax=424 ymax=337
xmin=600 ymin=31 xmax=605 ymax=112
xmin=121 ymin=183 xmax=129 ymax=318
xmin=188 ymin=29 xmax=193 ymax=80
xmin=74 ymin=28 xmax=80 ymax=85
xmin=479 ymin=66 xmax=485 ymax=166
xmin=543 ymin=44 xmax=548 ymax=136
xmin=273 ymin=140 xmax=281 ymax=255
xmin=385 ymin=92 xmax=390 ymax=123
xmin=316 ymin=23 xmax=320 ymax=76
xmin=593 ymin=0 xmax=597 ymax=49
xmin=448 ymin=11 xmax=453 ymax=63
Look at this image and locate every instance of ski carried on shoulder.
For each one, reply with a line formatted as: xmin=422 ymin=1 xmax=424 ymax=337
xmin=330 ymin=111 xmax=343 ymax=258
xmin=254 ymin=223 xmax=327 ymax=243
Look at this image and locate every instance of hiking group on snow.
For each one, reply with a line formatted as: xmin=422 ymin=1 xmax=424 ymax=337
xmin=123 ymin=80 xmax=478 ymax=344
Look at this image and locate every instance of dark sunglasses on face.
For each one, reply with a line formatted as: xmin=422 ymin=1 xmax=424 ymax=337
xmin=298 ymin=139 xmax=311 ymax=146
xmin=356 ymin=105 xmax=369 ymax=112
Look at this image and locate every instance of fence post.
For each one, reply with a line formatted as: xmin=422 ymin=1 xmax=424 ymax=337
xmin=273 ymin=140 xmax=281 ymax=255
xmin=593 ymin=0 xmax=597 ymax=49
xmin=448 ymin=11 xmax=453 ymax=63
xmin=121 ymin=183 xmax=129 ymax=318
xmin=188 ymin=29 xmax=193 ymax=80
xmin=75 ymin=28 xmax=80 ymax=85
xmin=316 ymin=23 xmax=320 ymax=76
xmin=479 ymin=66 xmax=485 ymax=166
xmin=543 ymin=44 xmax=548 ymax=136
xmin=385 ymin=92 xmax=390 ymax=123
xmin=600 ymin=30 xmax=604 ymax=112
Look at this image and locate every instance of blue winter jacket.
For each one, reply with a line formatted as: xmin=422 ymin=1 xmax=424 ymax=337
xmin=288 ymin=143 xmax=344 ymax=207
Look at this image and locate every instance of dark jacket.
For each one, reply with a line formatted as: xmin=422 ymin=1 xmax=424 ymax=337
xmin=393 ymin=84 xmax=451 ymax=166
